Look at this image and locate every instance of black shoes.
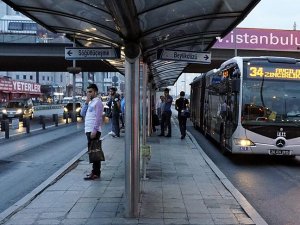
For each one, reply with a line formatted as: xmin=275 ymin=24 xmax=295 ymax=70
xmin=165 ymin=134 xmax=171 ymax=137
xmin=84 ymin=172 xmax=100 ymax=180
xmin=181 ymin=134 xmax=186 ymax=139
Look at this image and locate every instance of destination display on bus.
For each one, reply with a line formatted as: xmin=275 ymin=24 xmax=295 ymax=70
xmin=247 ymin=65 xmax=300 ymax=81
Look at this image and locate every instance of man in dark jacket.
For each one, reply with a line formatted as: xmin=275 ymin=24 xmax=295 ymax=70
xmin=107 ymin=87 xmax=121 ymax=137
xmin=175 ymin=91 xmax=189 ymax=139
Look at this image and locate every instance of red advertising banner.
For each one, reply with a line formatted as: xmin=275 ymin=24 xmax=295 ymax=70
xmin=0 ymin=78 xmax=41 ymax=94
xmin=12 ymin=81 xmax=41 ymax=94
xmin=213 ymin=28 xmax=300 ymax=52
xmin=0 ymin=78 xmax=13 ymax=91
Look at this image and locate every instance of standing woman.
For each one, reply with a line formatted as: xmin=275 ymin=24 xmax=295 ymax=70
xmin=80 ymin=83 xmax=104 ymax=180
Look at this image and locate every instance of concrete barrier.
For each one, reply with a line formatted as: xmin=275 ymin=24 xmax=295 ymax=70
xmin=33 ymin=104 xmax=63 ymax=111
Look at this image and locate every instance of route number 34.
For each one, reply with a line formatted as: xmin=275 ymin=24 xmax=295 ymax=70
xmin=249 ymin=67 xmax=264 ymax=77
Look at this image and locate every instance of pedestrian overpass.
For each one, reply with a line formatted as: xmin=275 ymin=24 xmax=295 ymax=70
xmin=2 ymin=27 xmax=300 ymax=74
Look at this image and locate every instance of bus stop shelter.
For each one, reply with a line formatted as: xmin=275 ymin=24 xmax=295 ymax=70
xmin=3 ymin=0 xmax=260 ymax=217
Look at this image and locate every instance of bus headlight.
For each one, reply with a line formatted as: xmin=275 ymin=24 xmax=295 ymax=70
xmin=234 ymin=138 xmax=255 ymax=147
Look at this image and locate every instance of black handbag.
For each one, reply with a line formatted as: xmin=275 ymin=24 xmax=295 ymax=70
xmin=180 ymin=109 xmax=190 ymax=118
xmin=88 ymin=139 xmax=105 ymax=162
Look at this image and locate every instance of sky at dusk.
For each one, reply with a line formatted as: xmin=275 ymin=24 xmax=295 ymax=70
xmin=238 ymin=0 xmax=300 ymax=30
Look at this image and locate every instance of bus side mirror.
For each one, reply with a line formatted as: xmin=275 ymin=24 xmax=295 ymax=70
xmin=232 ymin=80 xmax=240 ymax=93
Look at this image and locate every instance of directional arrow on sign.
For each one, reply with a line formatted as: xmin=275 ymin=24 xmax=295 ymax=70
xmin=157 ymin=49 xmax=211 ymax=64
xmin=67 ymin=50 xmax=73 ymax=57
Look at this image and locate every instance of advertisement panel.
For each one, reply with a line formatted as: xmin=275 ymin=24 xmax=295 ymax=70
xmin=213 ymin=28 xmax=300 ymax=52
xmin=0 ymin=78 xmax=41 ymax=94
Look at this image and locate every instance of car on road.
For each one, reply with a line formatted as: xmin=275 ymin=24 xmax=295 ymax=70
xmin=2 ymin=98 xmax=34 ymax=121
xmin=0 ymin=102 xmax=7 ymax=119
xmin=63 ymin=102 xmax=82 ymax=118
xmin=101 ymin=95 xmax=110 ymax=114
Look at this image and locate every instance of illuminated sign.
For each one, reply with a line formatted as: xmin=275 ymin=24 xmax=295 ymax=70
xmin=247 ymin=66 xmax=300 ymax=81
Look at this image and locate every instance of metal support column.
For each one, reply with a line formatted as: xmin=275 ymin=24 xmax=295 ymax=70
xmin=124 ymin=42 xmax=141 ymax=217
xmin=142 ymin=64 xmax=148 ymax=145
xmin=147 ymin=87 xmax=152 ymax=136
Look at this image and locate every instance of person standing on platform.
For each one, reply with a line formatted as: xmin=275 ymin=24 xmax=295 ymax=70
xmin=158 ymin=88 xmax=173 ymax=137
xmin=120 ymin=93 xmax=125 ymax=129
xmin=107 ymin=87 xmax=121 ymax=137
xmin=80 ymin=83 xmax=103 ymax=180
xmin=156 ymin=95 xmax=165 ymax=120
xmin=175 ymin=91 xmax=189 ymax=139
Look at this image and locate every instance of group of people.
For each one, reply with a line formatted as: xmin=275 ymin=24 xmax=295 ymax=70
xmin=155 ymin=88 xmax=189 ymax=139
xmin=80 ymin=84 xmax=189 ymax=181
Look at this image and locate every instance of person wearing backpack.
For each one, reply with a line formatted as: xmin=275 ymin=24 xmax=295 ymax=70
xmin=175 ymin=91 xmax=189 ymax=139
xmin=107 ymin=87 xmax=121 ymax=137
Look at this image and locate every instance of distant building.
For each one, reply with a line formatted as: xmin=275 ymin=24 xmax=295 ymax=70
xmin=0 ymin=2 xmax=124 ymax=102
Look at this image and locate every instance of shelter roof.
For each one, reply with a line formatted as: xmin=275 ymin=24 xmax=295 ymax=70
xmin=3 ymin=0 xmax=260 ymax=88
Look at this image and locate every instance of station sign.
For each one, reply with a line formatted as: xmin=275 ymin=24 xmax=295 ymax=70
xmin=157 ymin=49 xmax=211 ymax=64
xmin=65 ymin=47 xmax=121 ymax=60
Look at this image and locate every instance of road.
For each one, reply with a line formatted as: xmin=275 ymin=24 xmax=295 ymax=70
xmin=0 ymin=118 xmax=111 ymax=213
xmin=188 ymin=121 xmax=300 ymax=225
xmin=0 ymin=108 xmax=74 ymax=140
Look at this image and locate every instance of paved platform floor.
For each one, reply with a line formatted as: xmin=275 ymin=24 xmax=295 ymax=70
xmin=0 ymin=120 xmax=267 ymax=225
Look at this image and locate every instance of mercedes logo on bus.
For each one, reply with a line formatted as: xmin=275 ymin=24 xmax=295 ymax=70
xmin=276 ymin=139 xmax=286 ymax=148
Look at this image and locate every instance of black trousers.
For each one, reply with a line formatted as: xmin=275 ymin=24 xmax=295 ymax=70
xmin=178 ymin=114 xmax=187 ymax=137
xmin=160 ymin=111 xmax=172 ymax=136
xmin=86 ymin=131 xmax=101 ymax=176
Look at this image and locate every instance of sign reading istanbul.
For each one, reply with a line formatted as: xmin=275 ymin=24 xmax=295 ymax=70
xmin=157 ymin=49 xmax=211 ymax=63
xmin=213 ymin=28 xmax=300 ymax=52
xmin=65 ymin=47 xmax=121 ymax=60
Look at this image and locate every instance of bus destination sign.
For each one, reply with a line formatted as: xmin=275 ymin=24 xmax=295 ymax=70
xmin=248 ymin=66 xmax=300 ymax=81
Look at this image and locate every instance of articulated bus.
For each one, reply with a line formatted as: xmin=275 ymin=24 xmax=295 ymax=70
xmin=190 ymin=56 xmax=300 ymax=156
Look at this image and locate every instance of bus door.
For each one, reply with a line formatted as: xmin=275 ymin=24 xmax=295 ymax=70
xmin=222 ymin=65 xmax=241 ymax=150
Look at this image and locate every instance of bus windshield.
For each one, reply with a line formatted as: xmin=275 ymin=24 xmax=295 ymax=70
xmin=242 ymin=61 xmax=300 ymax=126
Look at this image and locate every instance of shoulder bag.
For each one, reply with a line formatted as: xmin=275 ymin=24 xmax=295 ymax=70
xmin=88 ymin=139 xmax=105 ymax=163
